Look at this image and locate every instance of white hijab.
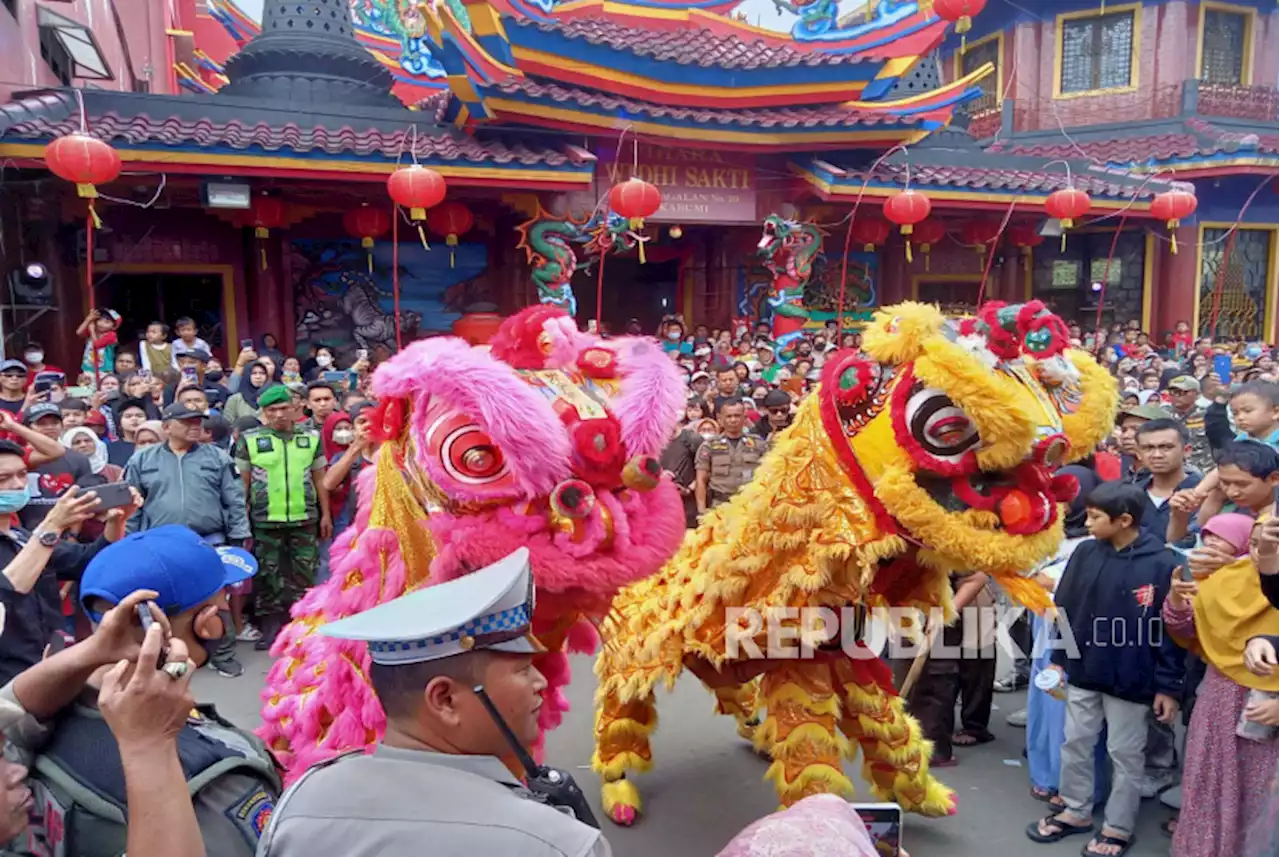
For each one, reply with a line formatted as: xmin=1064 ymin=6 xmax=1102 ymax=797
xmin=61 ymin=426 xmax=109 ymax=474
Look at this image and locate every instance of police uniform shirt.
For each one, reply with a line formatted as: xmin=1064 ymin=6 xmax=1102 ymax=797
xmin=695 ymin=433 xmax=764 ymax=499
xmin=259 ymin=745 xmax=609 ymax=857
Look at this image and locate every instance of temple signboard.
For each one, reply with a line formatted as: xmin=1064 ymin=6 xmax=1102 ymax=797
xmin=599 ymin=145 xmax=758 ymax=224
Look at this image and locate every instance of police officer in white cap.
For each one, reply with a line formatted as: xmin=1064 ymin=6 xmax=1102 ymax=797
xmin=258 ymin=548 xmax=610 ymax=857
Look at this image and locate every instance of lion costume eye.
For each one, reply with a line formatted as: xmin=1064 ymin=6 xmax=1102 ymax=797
xmin=427 ymin=412 xmax=511 ymax=486
xmin=906 ymin=387 xmax=979 ymax=462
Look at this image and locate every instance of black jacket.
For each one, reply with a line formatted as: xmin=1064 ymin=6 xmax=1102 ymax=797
xmin=1205 ymin=401 xmax=1234 ymax=454
xmin=1050 ymin=533 xmax=1185 ymax=704
xmin=1132 ymin=470 xmax=1201 ymax=547
xmin=0 ymin=530 xmax=109 ymax=685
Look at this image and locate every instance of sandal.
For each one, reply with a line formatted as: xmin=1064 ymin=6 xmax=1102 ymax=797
xmin=931 ymin=755 xmax=959 ymax=768
xmin=953 ymin=731 xmax=994 ymax=746
xmin=1030 ymin=786 xmax=1057 ymax=802
xmin=1048 ymin=794 xmax=1067 ymax=809
xmin=1025 ymin=813 xmax=1094 ymax=843
xmin=1081 ymin=833 xmax=1133 ymax=856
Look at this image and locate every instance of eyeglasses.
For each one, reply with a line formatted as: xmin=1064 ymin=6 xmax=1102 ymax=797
xmin=768 ymin=407 xmax=789 ymax=416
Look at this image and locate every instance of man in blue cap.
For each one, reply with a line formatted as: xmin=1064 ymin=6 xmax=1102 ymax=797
xmin=2 ymin=525 xmax=281 ymax=857
xmin=261 ymin=547 xmax=609 ymax=857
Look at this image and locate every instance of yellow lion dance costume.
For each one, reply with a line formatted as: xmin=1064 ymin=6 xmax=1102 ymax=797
xmin=592 ymin=300 xmax=1117 ymax=824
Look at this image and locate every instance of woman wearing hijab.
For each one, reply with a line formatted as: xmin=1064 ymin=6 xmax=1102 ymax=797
xmin=1026 ymin=465 xmax=1109 ymax=806
xmin=716 ymin=794 xmax=883 ymax=857
xmin=60 ymin=426 xmax=117 ymax=543
xmin=1164 ymin=514 xmax=1279 ymax=857
xmin=223 ymin=360 xmax=270 ymax=424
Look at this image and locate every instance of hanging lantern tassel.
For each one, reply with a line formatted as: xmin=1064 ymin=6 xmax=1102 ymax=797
xmin=905 ymin=239 xmax=914 ymax=264
xmin=629 ymin=218 xmax=647 ymax=264
xmin=255 ymin=226 xmax=269 ymax=270
xmin=417 ymin=224 xmax=430 ymax=251
xmin=87 ymin=198 xmax=102 ymax=230
xmin=921 ymin=243 xmax=932 ymax=270
xmin=363 ymin=236 xmax=375 ymax=273
xmin=447 ymin=233 xmax=458 ymax=268
xmin=1168 ymin=219 xmax=1179 ymax=254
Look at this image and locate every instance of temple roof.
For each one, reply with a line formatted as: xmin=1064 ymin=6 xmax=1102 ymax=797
xmin=0 ymin=89 xmax=592 ymax=186
xmin=988 ymin=118 xmax=1279 ymax=167
xmin=506 ymin=16 xmax=879 ymax=69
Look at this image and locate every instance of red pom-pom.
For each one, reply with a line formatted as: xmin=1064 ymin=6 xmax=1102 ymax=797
xmin=576 ymin=347 xmax=618 ymax=379
xmin=832 ymin=356 xmax=878 ymax=407
xmin=1050 ymin=472 xmax=1079 ymax=504
xmin=488 ymin=304 xmax=572 ymax=370
xmin=571 ymin=417 xmax=626 ymax=479
xmin=369 ymin=398 xmax=408 ymax=443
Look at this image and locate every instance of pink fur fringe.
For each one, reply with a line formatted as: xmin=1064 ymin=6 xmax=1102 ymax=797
xmin=608 ymin=336 xmax=687 ymax=457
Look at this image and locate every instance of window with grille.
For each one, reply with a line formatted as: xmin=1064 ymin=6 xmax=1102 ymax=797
xmin=1059 ymin=11 xmax=1136 ymax=95
xmin=1201 ymin=9 xmax=1249 ymax=85
xmin=1198 ymin=228 xmax=1271 ymax=340
xmin=960 ymin=37 xmax=1001 ymax=111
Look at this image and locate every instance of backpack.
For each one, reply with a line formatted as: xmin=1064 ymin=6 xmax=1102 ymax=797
xmin=21 ymin=703 xmax=280 ymax=857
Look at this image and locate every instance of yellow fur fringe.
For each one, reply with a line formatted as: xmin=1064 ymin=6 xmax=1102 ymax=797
xmin=860 ymin=302 xmax=945 ymax=365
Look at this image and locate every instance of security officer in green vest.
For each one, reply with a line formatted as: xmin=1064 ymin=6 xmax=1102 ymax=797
xmin=694 ymin=400 xmax=765 ymax=514
xmin=233 ymin=384 xmax=331 ymax=652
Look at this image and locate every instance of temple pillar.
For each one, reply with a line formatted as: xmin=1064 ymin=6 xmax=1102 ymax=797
xmin=247 ymin=233 xmax=287 ymax=349
xmin=1157 ymin=225 xmax=1198 ymax=337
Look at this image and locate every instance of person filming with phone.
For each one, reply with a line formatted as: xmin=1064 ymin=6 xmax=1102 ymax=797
xmin=1 ymin=526 xmax=280 ymax=857
xmin=0 ymin=440 xmax=139 ymax=686
xmin=261 ymin=548 xmax=609 ymax=857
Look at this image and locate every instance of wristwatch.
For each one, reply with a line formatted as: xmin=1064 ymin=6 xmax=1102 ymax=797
xmin=34 ymin=527 xmax=61 ymax=548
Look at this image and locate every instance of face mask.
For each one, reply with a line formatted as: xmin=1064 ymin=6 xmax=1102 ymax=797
xmin=0 ymin=486 xmax=31 ymax=514
xmin=205 ymin=371 xmax=224 ymax=383
xmin=24 ymin=352 xmax=42 ymax=365
xmin=667 ymin=331 xmax=681 ymax=341
xmin=316 ymin=354 xmax=333 ymax=368
xmin=332 ymin=429 xmax=354 ymax=446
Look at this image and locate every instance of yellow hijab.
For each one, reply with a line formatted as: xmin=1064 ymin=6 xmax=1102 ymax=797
xmin=1181 ymin=552 xmax=1280 ymax=693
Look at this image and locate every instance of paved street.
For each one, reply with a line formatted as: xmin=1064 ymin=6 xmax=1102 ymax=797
xmin=197 ymin=648 xmax=1173 ymax=856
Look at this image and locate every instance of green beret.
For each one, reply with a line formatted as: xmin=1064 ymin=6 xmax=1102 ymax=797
xmin=257 ymin=385 xmax=293 ymax=409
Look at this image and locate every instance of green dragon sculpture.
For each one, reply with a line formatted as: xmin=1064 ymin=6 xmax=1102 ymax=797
xmin=757 ymin=214 xmax=825 ymax=346
xmin=516 ymin=206 xmax=635 ymax=316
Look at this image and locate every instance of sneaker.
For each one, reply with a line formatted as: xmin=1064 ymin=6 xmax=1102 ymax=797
xmin=1141 ymin=773 xmax=1176 ymax=799
xmin=994 ymin=675 xmax=1028 ymax=693
xmin=236 ymin=623 xmax=263 ymax=643
xmin=1006 ymin=708 xmax=1028 ymax=727
xmin=208 ymin=658 xmax=244 ymax=678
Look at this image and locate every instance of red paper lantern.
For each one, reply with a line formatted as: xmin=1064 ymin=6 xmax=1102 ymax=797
xmin=933 ymin=0 xmax=987 ymax=33
xmin=1044 ymin=188 xmax=1092 ymax=230
xmin=44 ymin=133 xmax=121 ymax=199
xmin=343 ymin=205 xmax=393 ymax=273
xmin=343 ymin=205 xmax=392 ymax=247
xmin=883 ymin=190 xmax=933 ymax=235
xmin=1007 ymin=223 xmax=1045 ymax=255
xmin=609 ymin=178 xmax=662 ymax=228
xmin=1150 ymin=190 xmax=1197 ymax=254
xmin=249 ymin=195 xmax=285 ymax=239
xmin=911 ymin=218 xmax=947 ymax=269
xmin=609 ymin=178 xmax=662 ymax=263
xmin=427 ymin=201 xmax=474 ymax=268
xmin=387 ymin=165 xmax=446 ymax=221
xmin=850 ymin=218 xmax=890 ymax=253
xmin=961 ymin=219 xmax=1003 ymax=254
xmin=884 ymin=189 xmax=933 ymax=263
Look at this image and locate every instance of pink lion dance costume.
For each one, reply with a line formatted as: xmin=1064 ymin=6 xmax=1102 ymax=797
xmin=259 ymin=305 xmax=688 ymax=779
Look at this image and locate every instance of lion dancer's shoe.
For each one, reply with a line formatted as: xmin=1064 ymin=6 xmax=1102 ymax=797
xmin=592 ymin=693 xmax=657 ymax=826
xmin=831 ymin=655 xmax=956 ymax=817
xmin=756 ymin=662 xmax=855 ymax=809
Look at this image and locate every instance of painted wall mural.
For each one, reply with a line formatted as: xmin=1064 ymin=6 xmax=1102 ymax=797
xmin=290 ymin=239 xmax=489 ymax=360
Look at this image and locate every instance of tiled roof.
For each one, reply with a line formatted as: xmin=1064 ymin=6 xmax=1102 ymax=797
xmin=0 ymin=107 xmax=575 ymax=166
xmin=987 ymin=119 xmax=1278 ymax=164
xmin=872 ymin=162 xmax=1163 ymax=199
xmin=989 ymin=133 xmax=1205 ymax=163
xmin=509 ymin=16 xmax=874 ymax=68
xmin=489 ymin=79 xmax=921 ymax=128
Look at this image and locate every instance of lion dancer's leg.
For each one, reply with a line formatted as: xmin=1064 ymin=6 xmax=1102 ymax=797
xmin=832 ymin=652 xmax=957 ymax=817
xmin=591 ymin=690 xmax=657 ymax=826
xmin=712 ymin=678 xmax=760 ymax=742
xmin=756 ymin=661 xmax=854 ymax=808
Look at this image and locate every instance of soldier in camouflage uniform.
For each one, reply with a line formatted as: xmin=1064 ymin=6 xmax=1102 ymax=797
xmin=1166 ymin=375 xmax=1214 ymax=473
xmin=233 ymin=384 xmax=332 ymax=650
